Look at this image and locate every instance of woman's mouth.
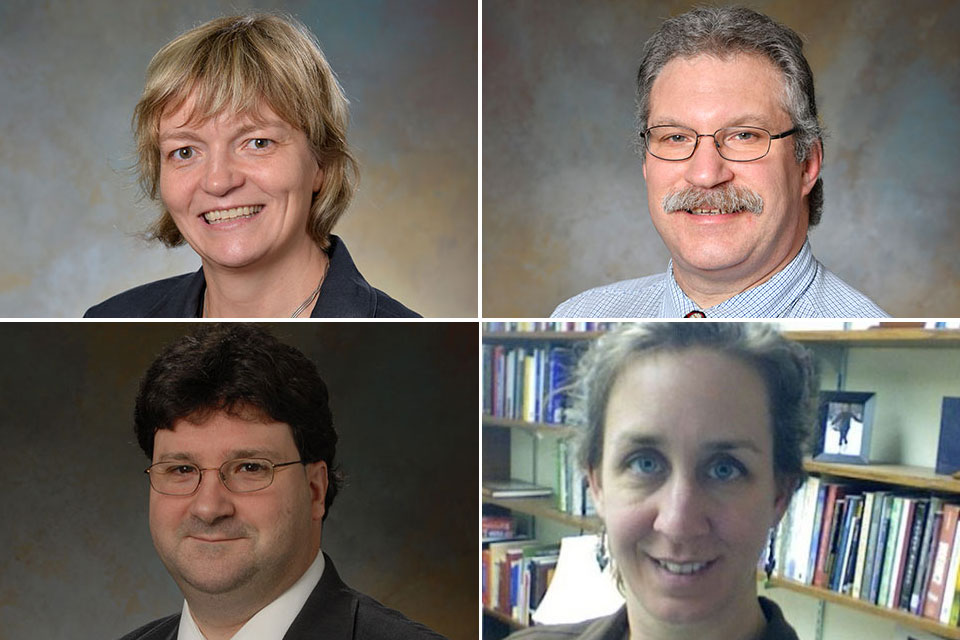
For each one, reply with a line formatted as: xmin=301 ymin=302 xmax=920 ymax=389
xmin=652 ymin=556 xmax=715 ymax=575
xmin=202 ymin=205 xmax=264 ymax=224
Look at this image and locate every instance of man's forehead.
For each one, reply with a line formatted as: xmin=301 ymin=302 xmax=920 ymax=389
xmin=152 ymin=410 xmax=297 ymax=459
xmin=648 ymin=52 xmax=789 ymax=127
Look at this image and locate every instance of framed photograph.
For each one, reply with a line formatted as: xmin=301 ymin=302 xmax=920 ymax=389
xmin=813 ymin=391 xmax=877 ymax=464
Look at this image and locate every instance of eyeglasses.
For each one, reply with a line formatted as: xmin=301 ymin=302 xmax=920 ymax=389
xmin=145 ymin=458 xmax=304 ymax=495
xmin=640 ymin=125 xmax=797 ymax=162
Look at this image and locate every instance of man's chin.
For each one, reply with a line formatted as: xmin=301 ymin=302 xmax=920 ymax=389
xmin=178 ymin=565 xmax=259 ymax=596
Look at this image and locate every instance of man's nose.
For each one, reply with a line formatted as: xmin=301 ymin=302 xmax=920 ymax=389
xmin=683 ymin=135 xmax=735 ymax=190
xmin=188 ymin=469 xmax=236 ymax=523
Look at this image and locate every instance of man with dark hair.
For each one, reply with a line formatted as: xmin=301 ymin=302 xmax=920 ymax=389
xmin=120 ymin=324 xmax=445 ymax=640
xmin=553 ymin=6 xmax=886 ymax=318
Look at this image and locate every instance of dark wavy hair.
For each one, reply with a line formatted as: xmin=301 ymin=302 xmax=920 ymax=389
xmin=134 ymin=323 xmax=342 ymax=518
xmin=577 ymin=322 xmax=817 ymax=493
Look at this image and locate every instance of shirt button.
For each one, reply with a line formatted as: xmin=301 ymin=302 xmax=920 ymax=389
xmin=684 ymin=310 xmax=706 ymax=318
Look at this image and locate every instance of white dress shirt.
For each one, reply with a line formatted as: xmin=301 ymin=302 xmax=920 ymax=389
xmin=178 ymin=550 xmax=326 ymax=640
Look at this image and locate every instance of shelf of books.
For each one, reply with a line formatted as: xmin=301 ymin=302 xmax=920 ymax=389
xmin=773 ymin=462 xmax=960 ymax=639
xmin=482 ymin=323 xmax=604 ymax=635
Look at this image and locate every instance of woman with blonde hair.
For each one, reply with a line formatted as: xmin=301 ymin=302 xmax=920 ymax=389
xmin=86 ymin=13 xmax=417 ymax=317
xmin=511 ymin=323 xmax=813 ymax=640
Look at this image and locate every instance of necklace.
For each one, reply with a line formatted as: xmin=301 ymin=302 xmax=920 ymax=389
xmin=201 ymin=258 xmax=329 ymax=318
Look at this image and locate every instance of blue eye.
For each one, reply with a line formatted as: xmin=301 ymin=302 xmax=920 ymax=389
xmin=706 ymin=457 xmax=745 ymax=481
xmin=627 ymin=453 xmax=665 ymax=476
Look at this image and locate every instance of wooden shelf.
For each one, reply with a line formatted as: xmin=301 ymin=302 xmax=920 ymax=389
xmin=482 ymin=495 xmax=601 ymax=532
xmin=482 ymin=416 xmax=578 ymax=438
xmin=482 ymin=331 xmax=604 ymax=343
xmin=764 ymin=575 xmax=960 ymax=639
xmin=785 ymin=328 xmax=960 ymax=347
xmin=804 ymin=459 xmax=960 ymax=492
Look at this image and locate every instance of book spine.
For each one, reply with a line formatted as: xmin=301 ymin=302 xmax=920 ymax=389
xmin=899 ymin=500 xmax=928 ymax=610
xmin=852 ymin=492 xmax=875 ymax=597
xmin=869 ymin=494 xmax=894 ymax=604
xmin=829 ymin=498 xmax=852 ymax=591
xmin=889 ymin=499 xmax=916 ymax=608
xmin=923 ymin=504 xmax=960 ymax=619
xmin=878 ymin=497 xmax=904 ymax=607
xmin=814 ymin=485 xmax=841 ymax=587
xmin=806 ymin=483 xmax=829 ymax=585
xmin=842 ymin=497 xmax=865 ymax=594
xmin=916 ymin=509 xmax=943 ymax=615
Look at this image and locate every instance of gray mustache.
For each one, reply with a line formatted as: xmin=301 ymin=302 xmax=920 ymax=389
xmin=661 ymin=185 xmax=764 ymax=215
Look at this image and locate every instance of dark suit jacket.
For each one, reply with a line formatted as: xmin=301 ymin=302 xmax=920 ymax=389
xmin=84 ymin=235 xmax=419 ymax=318
xmin=118 ymin=554 xmax=447 ymax=640
xmin=505 ymin=598 xmax=798 ymax=640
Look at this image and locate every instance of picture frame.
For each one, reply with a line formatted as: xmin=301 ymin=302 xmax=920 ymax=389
xmin=813 ymin=391 xmax=877 ymax=464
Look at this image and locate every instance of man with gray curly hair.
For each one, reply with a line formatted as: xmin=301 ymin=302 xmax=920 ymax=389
xmin=552 ymin=6 xmax=886 ymax=318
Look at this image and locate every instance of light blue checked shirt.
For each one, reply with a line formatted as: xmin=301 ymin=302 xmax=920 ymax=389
xmin=551 ymin=240 xmax=887 ymax=318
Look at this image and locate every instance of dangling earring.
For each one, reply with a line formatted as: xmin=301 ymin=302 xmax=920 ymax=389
xmin=596 ymin=526 xmax=609 ymax=571
xmin=763 ymin=527 xmax=776 ymax=583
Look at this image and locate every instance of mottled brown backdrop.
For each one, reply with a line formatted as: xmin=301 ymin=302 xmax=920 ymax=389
xmin=0 ymin=0 xmax=477 ymax=317
xmin=483 ymin=0 xmax=960 ymax=317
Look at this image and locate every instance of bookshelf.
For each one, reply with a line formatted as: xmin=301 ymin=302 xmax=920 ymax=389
xmin=482 ymin=325 xmax=960 ymax=639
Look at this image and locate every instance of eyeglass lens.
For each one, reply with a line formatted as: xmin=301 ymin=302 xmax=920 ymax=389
xmin=646 ymin=126 xmax=771 ymax=161
xmin=148 ymin=458 xmax=276 ymax=494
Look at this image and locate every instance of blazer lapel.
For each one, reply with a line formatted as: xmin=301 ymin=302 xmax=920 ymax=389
xmin=282 ymin=553 xmax=359 ymax=639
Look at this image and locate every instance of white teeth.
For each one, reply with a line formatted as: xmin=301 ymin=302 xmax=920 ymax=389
xmin=689 ymin=208 xmax=725 ymax=215
xmin=657 ymin=559 xmax=710 ymax=574
xmin=203 ymin=205 xmax=264 ymax=223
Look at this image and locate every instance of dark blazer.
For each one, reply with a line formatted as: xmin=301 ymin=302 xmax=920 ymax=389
xmin=505 ymin=598 xmax=798 ymax=640
xmin=84 ymin=236 xmax=419 ymax=318
xmin=117 ymin=553 xmax=447 ymax=640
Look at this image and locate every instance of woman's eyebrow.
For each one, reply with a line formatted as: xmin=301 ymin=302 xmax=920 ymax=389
xmin=158 ymin=121 xmax=288 ymax=145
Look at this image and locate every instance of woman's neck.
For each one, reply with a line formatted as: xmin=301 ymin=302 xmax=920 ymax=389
xmin=626 ymin=592 xmax=766 ymax=640
xmin=200 ymin=244 xmax=329 ymax=318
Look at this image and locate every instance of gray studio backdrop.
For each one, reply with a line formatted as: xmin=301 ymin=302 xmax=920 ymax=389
xmin=0 ymin=322 xmax=476 ymax=640
xmin=483 ymin=0 xmax=960 ymax=317
xmin=0 ymin=0 xmax=477 ymax=317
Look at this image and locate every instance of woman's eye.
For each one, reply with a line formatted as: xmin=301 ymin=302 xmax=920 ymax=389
xmin=247 ymin=138 xmax=273 ymax=150
xmin=172 ymin=147 xmax=194 ymax=160
xmin=707 ymin=458 xmax=745 ymax=481
xmin=627 ymin=453 xmax=664 ymax=476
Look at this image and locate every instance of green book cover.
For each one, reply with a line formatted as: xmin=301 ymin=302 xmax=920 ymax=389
xmin=878 ymin=496 xmax=904 ymax=607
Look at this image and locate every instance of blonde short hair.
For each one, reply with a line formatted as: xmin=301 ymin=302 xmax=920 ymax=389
xmin=134 ymin=13 xmax=358 ymax=250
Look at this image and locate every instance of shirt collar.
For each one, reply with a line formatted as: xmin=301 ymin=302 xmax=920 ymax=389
xmin=177 ymin=550 xmax=326 ymax=640
xmin=664 ymin=239 xmax=817 ymax=318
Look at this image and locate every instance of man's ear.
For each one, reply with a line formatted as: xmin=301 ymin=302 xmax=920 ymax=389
xmin=588 ymin=467 xmax=605 ymax=520
xmin=800 ymin=139 xmax=822 ymax=198
xmin=306 ymin=461 xmax=328 ymax=521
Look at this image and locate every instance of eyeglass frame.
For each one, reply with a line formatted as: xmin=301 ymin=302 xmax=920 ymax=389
xmin=640 ymin=125 xmax=798 ymax=162
xmin=144 ymin=457 xmax=305 ymax=496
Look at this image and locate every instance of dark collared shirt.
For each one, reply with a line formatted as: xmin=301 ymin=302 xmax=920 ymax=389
xmin=505 ymin=598 xmax=799 ymax=640
xmin=84 ymin=236 xmax=419 ymax=318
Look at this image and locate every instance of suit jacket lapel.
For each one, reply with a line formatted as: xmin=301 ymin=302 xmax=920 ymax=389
xmin=282 ymin=553 xmax=358 ymax=639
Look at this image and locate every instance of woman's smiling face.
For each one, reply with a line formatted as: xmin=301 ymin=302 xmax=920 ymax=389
xmin=157 ymin=94 xmax=323 ymax=272
xmin=590 ymin=347 xmax=789 ymax=626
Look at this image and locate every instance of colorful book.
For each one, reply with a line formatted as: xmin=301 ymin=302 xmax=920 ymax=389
xmin=852 ymin=491 xmax=876 ymax=597
xmin=923 ymin=503 xmax=960 ymax=619
xmin=878 ymin=497 xmax=905 ymax=607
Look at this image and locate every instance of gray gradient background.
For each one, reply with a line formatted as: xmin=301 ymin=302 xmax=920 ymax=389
xmin=0 ymin=0 xmax=477 ymax=318
xmin=483 ymin=0 xmax=960 ymax=317
xmin=0 ymin=322 xmax=476 ymax=640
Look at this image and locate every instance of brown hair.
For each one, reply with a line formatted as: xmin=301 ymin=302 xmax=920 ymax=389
xmin=134 ymin=13 xmax=358 ymax=250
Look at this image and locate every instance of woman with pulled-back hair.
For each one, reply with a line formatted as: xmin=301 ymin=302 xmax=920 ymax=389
xmin=510 ymin=322 xmax=814 ymax=640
